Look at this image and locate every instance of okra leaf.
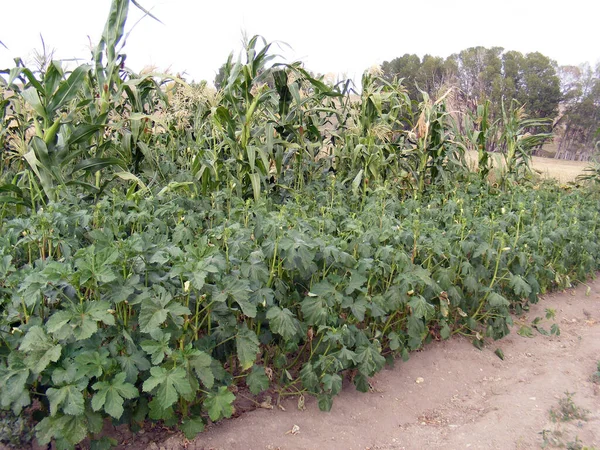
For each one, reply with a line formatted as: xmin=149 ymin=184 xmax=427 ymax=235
xmin=142 ymin=366 xmax=192 ymax=410
xmin=141 ymin=332 xmax=172 ymax=365
xmin=92 ymin=372 xmax=139 ymax=419
xmin=180 ymin=417 xmax=205 ymax=439
xmin=408 ymin=295 xmax=435 ymax=319
xmin=246 ymin=365 xmax=269 ymax=394
xmin=117 ymin=350 xmax=151 ymax=383
xmin=74 ymin=349 xmax=111 ymax=379
xmin=266 ymin=306 xmax=300 ymax=341
xmin=236 ymin=324 xmax=259 ymax=371
xmin=301 ymin=296 xmax=328 ymax=326
xmin=299 ymin=362 xmax=319 ymax=390
xmin=322 ymin=373 xmax=342 ymax=396
xmin=509 ymin=274 xmax=531 ymax=297
xmin=487 ymin=292 xmax=510 ymax=308
xmin=355 ymin=344 xmax=385 ymax=377
xmin=204 ymin=386 xmax=235 ymax=422
xmin=19 ymin=325 xmax=62 ymax=374
xmin=47 ymin=380 xmax=87 ymax=416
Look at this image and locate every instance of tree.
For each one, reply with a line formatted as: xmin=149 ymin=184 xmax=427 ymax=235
xmin=517 ymin=52 xmax=561 ymax=120
xmin=379 ymin=46 xmax=566 ymax=155
xmin=214 ymin=63 xmax=227 ymax=90
xmin=555 ymin=63 xmax=600 ymax=160
xmin=449 ymin=46 xmax=503 ymax=104
xmin=381 ymin=54 xmax=422 ymax=100
xmin=419 ymin=55 xmax=452 ymax=96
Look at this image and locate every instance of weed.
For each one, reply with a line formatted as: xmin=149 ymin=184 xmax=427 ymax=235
xmin=591 ymin=361 xmax=600 ymax=384
xmin=566 ymin=436 xmax=598 ymax=450
xmin=549 ymin=392 xmax=588 ymax=423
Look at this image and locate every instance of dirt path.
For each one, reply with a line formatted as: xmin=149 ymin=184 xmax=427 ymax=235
xmin=148 ymin=278 xmax=599 ymax=450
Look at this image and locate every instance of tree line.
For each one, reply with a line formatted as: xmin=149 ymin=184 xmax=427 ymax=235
xmin=379 ymin=48 xmax=599 ymax=161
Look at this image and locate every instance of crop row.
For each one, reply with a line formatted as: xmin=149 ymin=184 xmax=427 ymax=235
xmin=1 ymin=176 xmax=598 ymax=446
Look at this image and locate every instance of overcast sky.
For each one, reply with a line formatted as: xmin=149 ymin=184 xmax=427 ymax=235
xmin=1 ymin=0 xmax=598 ymax=86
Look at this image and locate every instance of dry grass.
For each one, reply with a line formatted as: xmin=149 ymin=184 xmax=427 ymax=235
xmin=465 ymin=150 xmax=588 ymax=183
xmin=529 ymin=155 xmax=588 ymax=183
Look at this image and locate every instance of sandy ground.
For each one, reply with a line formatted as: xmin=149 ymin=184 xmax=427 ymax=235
xmin=136 ymin=278 xmax=600 ymax=450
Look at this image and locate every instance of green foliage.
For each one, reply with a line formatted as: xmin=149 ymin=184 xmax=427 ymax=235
xmin=381 ymin=47 xmax=561 ymax=124
xmin=204 ymin=387 xmax=235 ymax=422
xmin=556 ymin=64 xmax=600 ymax=160
xmin=246 ymin=365 xmax=270 ymax=394
xmin=499 ymin=100 xmax=552 ymax=183
xmin=1 ymin=157 xmax=600 ymax=447
xmin=142 ymin=366 xmax=193 ymax=410
xmin=92 ymin=372 xmax=138 ymax=419
xmin=2 ymin=2 xmax=600 ymax=448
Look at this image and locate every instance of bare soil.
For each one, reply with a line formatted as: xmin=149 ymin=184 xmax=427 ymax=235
xmin=135 ymin=278 xmax=600 ymax=450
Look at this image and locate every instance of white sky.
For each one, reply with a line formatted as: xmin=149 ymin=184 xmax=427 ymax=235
xmin=1 ymin=0 xmax=598 ymax=86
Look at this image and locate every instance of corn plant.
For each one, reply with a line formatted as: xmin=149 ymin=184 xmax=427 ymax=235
xmin=499 ymin=99 xmax=552 ymax=185
xmin=191 ymin=37 xmax=341 ymax=199
xmin=407 ymin=89 xmax=467 ymax=196
xmin=335 ymin=71 xmax=414 ymax=196
xmin=0 ymin=0 xmax=165 ymax=206
xmin=576 ymin=133 xmax=600 ymax=185
xmin=453 ymin=100 xmax=498 ymax=179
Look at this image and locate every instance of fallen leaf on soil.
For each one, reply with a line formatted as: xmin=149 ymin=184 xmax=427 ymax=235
xmin=265 ymin=367 xmax=274 ymax=380
xmin=260 ymin=396 xmax=273 ymax=409
xmin=285 ymin=424 xmax=300 ymax=435
xmin=297 ymin=394 xmax=305 ymax=410
xmin=416 ymin=377 xmax=425 ymax=384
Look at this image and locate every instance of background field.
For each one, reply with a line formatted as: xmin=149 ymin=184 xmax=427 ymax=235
xmin=466 ymin=151 xmax=589 ymax=183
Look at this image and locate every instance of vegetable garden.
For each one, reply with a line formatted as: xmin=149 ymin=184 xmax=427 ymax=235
xmin=1 ymin=1 xmax=599 ymax=448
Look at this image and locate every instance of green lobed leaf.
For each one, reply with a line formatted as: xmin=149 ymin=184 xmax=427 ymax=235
xmin=117 ymin=350 xmax=151 ymax=383
xmin=408 ymin=295 xmax=435 ymax=319
xmin=322 ymin=373 xmax=342 ymax=396
xmin=266 ymin=306 xmax=300 ymax=341
xmin=47 ymin=381 xmax=87 ymax=416
xmin=355 ymin=344 xmax=386 ymax=377
xmin=299 ymin=362 xmax=319 ymax=390
xmin=0 ymin=361 xmax=30 ymax=414
xmin=180 ymin=417 xmax=205 ymax=439
xmin=19 ymin=326 xmax=62 ymax=374
xmin=148 ymin=398 xmax=174 ymax=421
xmin=487 ymin=292 xmax=510 ymax=308
xmin=142 ymin=366 xmax=192 ymax=410
xmin=236 ymin=324 xmax=260 ymax=371
xmin=246 ymin=365 xmax=270 ymax=394
xmin=138 ymin=287 xmax=190 ymax=333
xmin=204 ymin=386 xmax=235 ymax=422
xmin=509 ymin=274 xmax=532 ymax=297
xmin=74 ymin=349 xmax=110 ymax=379
xmin=301 ymin=296 xmax=328 ymax=326
xmin=317 ymin=393 xmax=334 ymax=412
xmin=189 ymin=351 xmax=214 ymax=389
xmin=92 ymin=372 xmax=139 ymax=419
xmin=141 ymin=333 xmax=172 ymax=365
